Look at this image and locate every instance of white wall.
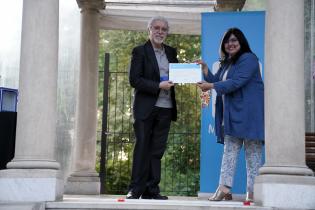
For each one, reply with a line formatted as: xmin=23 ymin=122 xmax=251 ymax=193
xmin=0 ymin=0 xmax=22 ymax=89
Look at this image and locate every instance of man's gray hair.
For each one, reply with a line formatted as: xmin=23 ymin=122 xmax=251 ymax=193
xmin=147 ymin=16 xmax=169 ymax=30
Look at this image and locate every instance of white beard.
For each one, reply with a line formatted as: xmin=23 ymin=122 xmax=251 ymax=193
xmin=153 ymin=36 xmax=165 ymax=45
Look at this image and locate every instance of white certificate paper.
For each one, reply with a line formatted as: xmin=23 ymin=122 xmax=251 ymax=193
xmin=169 ymin=63 xmax=202 ymax=84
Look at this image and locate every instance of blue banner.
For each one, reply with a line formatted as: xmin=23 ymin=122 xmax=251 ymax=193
xmin=200 ymin=11 xmax=265 ymax=194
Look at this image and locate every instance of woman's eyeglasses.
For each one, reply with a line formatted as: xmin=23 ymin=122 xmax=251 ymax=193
xmin=224 ymin=38 xmax=238 ymax=44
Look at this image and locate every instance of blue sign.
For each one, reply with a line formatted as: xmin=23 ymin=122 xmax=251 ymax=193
xmin=200 ymin=11 xmax=265 ymax=194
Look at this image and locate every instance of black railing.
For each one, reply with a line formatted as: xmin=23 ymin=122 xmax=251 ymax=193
xmin=98 ymin=53 xmax=201 ymax=196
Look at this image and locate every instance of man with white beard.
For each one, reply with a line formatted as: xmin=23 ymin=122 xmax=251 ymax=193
xmin=127 ymin=16 xmax=178 ymax=200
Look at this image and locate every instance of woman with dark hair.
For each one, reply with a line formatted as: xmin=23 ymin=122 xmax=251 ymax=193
xmin=197 ymin=28 xmax=264 ymax=202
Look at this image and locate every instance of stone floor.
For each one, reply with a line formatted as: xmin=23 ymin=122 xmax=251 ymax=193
xmin=45 ymin=194 xmax=272 ymax=210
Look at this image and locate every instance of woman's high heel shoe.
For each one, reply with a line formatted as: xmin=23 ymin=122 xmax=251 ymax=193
xmin=208 ymin=187 xmax=232 ymax=201
xmin=245 ymin=192 xmax=254 ymax=202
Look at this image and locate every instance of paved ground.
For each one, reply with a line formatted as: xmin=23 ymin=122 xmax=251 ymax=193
xmin=45 ymin=195 xmax=272 ymax=210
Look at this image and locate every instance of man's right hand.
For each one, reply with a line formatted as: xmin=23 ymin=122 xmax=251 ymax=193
xmin=159 ymin=81 xmax=174 ymax=90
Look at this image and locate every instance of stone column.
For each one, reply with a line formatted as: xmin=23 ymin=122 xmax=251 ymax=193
xmin=0 ymin=0 xmax=63 ymax=202
xmin=66 ymin=0 xmax=104 ymax=195
xmin=254 ymin=0 xmax=315 ymax=209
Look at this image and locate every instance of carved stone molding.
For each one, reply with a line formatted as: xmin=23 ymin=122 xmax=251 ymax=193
xmin=215 ymin=0 xmax=246 ymax=11
xmin=98 ymin=0 xmax=215 ymax=34
xmin=76 ymin=0 xmax=105 ymax=11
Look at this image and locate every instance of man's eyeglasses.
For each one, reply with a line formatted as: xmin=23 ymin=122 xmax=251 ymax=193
xmin=150 ymin=26 xmax=168 ymax=33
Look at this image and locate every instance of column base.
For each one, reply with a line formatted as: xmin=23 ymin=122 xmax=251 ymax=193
xmin=0 ymin=169 xmax=63 ymax=202
xmin=65 ymin=171 xmax=100 ymax=195
xmin=0 ymin=202 xmax=45 ymax=210
xmin=255 ymin=174 xmax=315 ymax=209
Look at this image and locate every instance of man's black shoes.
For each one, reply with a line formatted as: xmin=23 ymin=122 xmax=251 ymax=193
xmin=126 ymin=191 xmax=168 ymax=200
xmin=141 ymin=193 xmax=168 ymax=200
xmin=126 ymin=191 xmax=140 ymax=199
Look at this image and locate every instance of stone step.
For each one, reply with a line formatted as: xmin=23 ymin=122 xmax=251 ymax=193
xmin=45 ymin=195 xmax=272 ymax=210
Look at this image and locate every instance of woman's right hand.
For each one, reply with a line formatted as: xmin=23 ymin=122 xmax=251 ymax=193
xmin=195 ymin=60 xmax=209 ymax=77
xmin=196 ymin=81 xmax=213 ymax=92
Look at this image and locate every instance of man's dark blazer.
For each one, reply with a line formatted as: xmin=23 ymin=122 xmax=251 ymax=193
xmin=129 ymin=40 xmax=178 ymax=121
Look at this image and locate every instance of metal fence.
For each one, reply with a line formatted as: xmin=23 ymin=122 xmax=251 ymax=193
xmin=98 ymin=53 xmax=201 ymax=196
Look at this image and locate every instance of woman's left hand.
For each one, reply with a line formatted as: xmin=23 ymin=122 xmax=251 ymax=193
xmin=197 ymin=81 xmax=213 ymax=92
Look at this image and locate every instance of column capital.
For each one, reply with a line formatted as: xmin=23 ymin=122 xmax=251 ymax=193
xmin=214 ymin=0 xmax=246 ymax=11
xmin=76 ymin=0 xmax=105 ymax=11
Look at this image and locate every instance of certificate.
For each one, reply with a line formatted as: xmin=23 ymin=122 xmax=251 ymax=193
xmin=169 ymin=63 xmax=202 ymax=84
